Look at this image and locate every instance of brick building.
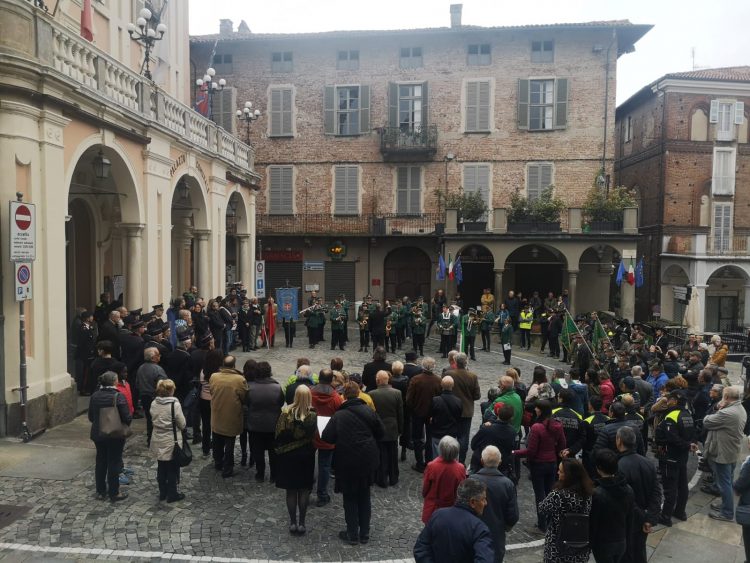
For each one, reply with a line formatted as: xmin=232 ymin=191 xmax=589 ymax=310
xmin=616 ymin=67 xmax=750 ymax=332
xmin=191 ymin=6 xmax=649 ymax=316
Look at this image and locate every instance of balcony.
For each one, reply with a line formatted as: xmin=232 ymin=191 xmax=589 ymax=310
xmin=379 ymin=126 xmax=438 ymax=161
xmin=664 ymin=234 xmax=750 ymax=256
xmin=257 ymin=213 xmax=444 ymax=236
xmin=0 ymin=0 xmax=254 ymax=174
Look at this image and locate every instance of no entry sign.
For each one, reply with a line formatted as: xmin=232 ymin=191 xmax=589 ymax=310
xmin=9 ymin=201 xmax=36 ymax=261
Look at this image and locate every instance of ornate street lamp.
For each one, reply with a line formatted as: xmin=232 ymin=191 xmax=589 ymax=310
xmin=127 ymin=8 xmax=167 ymax=80
xmin=236 ymin=101 xmax=261 ymax=142
xmin=195 ymin=67 xmax=226 ymax=121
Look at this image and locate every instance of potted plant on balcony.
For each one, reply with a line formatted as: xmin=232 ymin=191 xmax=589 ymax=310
xmin=443 ymin=191 xmax=489 ymax=232
xmin=507 ymin=187 xmax=565 ymax=232
xmin=582 ymin=185 xmax=636 ymax=232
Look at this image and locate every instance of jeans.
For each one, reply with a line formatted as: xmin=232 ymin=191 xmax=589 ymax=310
xmin=456 ymin=417 xmax=472 ymax=464
xmin=212 ymin=433 xmax=236 ymax=476
xmin=710 ymin=459 xmax=736 ymax=518
xmin=591 ymin=540 xmax=626 ymax=563
xmin=343 ymin=485 xmax=372 ymax=540
xmin=157 ymin=459 xmax=180 ymax=500
xmin=94 ymin=438 xmax=125 ymax=498
xmin=529 ymin=461 xmax=557 ymax=529
xmin=316 ymin=449 xmax=334 ymax=500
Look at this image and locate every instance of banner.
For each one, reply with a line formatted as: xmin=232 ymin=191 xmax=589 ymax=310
xmin=560 ymin=311 xmax=578 ymax=352
xmin=592 ymin=317 xmax=608 ymax=352
xmin=276 ymin=287 xmax=299 ymax=321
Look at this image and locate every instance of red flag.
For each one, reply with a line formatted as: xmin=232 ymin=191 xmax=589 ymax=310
xmin=195 ymin=88 xmax=209 ymax=116
xmin=627 ymin=257 xmax=635 ymax=286
xmin=80 ymin=0 xmax=94 ymax=41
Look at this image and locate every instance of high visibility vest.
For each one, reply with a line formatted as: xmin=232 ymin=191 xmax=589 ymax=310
xmin=519 ymin=312 xmax=533 ymax=330
xmin=553 ymin=407 xmax=582 ymax=420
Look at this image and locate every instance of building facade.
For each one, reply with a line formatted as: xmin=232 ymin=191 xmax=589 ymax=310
xmin=190 ymin=7 xmax=648 ymax=316
xmin=0 ymin=0 xmax=259 ymax=436
xmin=616 ymin=67 xmax=750 ymax=332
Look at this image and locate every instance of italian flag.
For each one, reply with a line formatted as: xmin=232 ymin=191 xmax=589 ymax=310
xmin=448 ymin=253 xmax=454 ymax=280
xmin=627 ymin=257 xmax=635 ymax=286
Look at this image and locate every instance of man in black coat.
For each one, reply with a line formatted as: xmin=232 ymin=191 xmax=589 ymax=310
xmin=362 ymin=346 xmax=392 ymax=392
xmin=470 ymin=402 xmax=517 ymax=480
xmin=74 ymin=311 xmax=97 ymax=395
xmin=590 ymin=449 xmax=635 ymax=563
xmin=120 ymin=319 xmax=146 ymax=384
xmin=368 ymin=304 xmax=386 ymax=351
xmin=403 ymin=351 xmax=423 ymax=379
xmin=164 ymin=331 xmax=194 ymax=402
xmin=97 ymin=310 xmax=122 ymax=360
xmin=429 ymin=376 xmax=463 ymax=455
xmin=594 ymin=401 xmax=645 ymax=456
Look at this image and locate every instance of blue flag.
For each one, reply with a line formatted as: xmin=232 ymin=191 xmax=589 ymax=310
xmin=454 ymin=256 xmax=463 ymax=284
xmin=615 ymin=260 xmax=626 ymax=286
xmin=635 ymin=258 xmax=645 ymax=288
xmin=437 ymin=254 xmax=446 ymax=281
xmin=276 ymin=287 xmax=299 ymax=321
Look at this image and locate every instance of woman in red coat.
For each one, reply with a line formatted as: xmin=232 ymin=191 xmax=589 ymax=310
xmin=421 ymin=435 xmax=466 ymax=523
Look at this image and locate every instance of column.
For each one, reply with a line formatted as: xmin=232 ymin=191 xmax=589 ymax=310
xmin=620 ymin=275 xmax=635 ymax=323
xmin=247 ymin=192 xmax=257 ymax=294
xmin=692 ymin=285 xmax=708 ymax=334
xmin=493 ymin=269 xmax=504 ymax=306
xmin=237 ymin=234 xmax=252 ymax=292
xmin=744 ymin=284 xmax=750 ymax=328
xmin=567 ymin=270 xmax=579 ymax=316
xmin=122 ymin=223 xmax=145 ymax=310
xmin=195 ymin=230 xmax=211 ymax=299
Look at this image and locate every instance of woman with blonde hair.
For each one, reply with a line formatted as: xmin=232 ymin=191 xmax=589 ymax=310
xmin=149 ymin=378 xmax=186 ymax=503
xmin=274 ymin=385 xmax=317 ymax=535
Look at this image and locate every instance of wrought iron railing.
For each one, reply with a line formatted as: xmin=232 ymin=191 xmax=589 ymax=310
xmin=379 ymin=126 xmax=438 ymax=153
xmin=257 ymin=213 xmax=444 ymax=236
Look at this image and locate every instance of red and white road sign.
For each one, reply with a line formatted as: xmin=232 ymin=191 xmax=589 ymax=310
xmin=15 ymin=205 xmax=31 ymax=230
xmin=9 ymin=201 xmax=36 ymax=262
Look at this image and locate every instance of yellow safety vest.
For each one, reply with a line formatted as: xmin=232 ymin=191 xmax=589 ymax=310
xmin=519 ymin=311 xmax=533 ymax=330
xmin=553 ymin=407 xmax=582 ymax=420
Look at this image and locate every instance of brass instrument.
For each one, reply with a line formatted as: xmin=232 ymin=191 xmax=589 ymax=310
xmin=467 ymin=311 xmax=477 ymax=332
xmin=385 ymin=319 xmax=392 ymax=335
xmin=358 ymin=312 xmax=369 ymax=329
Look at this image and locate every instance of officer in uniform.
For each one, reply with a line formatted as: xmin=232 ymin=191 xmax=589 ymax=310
xmin=410 ymin=306 xmax=427 ymax=357
xmin=398 ymin=296 xmax=410 ymax=343
xmin=655 ymin=390 xmax=694 ymax=526
xmin=519 ymin=304 xmax=533 ymax=350
xmin=539 ymin=309 xmax=551 ymax=353
xmin=479 ymin=308 xmax=495 ymax=352
xmin=438 ymin=305 xmax=454 ymax=358
xmin=304 ymin=302 xmax=323 ymax=349
xmin=385 ymin=305 xmax=400 ymax=353
xmin=582 ymin=396 xmax=609 ymax=478
xmin=329 ymin=301 xmax=346 ymax=351
xmin=552 ymin=389 xmax=587 ymax=458
xmin=339 ymin=294 xmax=350 ymax=345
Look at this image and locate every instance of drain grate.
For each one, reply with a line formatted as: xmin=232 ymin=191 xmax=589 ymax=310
xmin=0 ymin=505 xmax=30 ymax=530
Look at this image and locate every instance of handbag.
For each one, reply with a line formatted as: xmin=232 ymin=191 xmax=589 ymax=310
xmin=171 ymin=401 xmax=192 ymax=467
xmin=736 ymin=504 xmax=750 ymax=526
xmin=99 ymin=393 xmax=132 ymax=439
xmin=557 ymin=512 xmax=589 ymax=556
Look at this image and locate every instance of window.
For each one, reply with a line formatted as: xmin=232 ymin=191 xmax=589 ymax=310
xmin=465 ymin=80 xmax=491 ymax=132
xmin=518 ymin=78 xmax=568 ymax=130
xmin=212 ymin=53 xmax=233 ymax=75
xmin=468 ymin=44 xmax=491 ymax=66
xmin=271 ymin=51 xmax=293 ymax=73
xmin=269 ymin=86 xmax=293 ymax=137
xmin=526 ymin=163 xmax=553 ymax=201
xmin=712 ymin=147 xmax=736 ymax=195
xmin=337 ymin=50 xmax=359 ymax=71
xmin=710 ymin=99 xmax=744 ymax=141
xmin=388 ymin=81 xmax=428 ymax=130
xmin=334 ymin=166 xmax=359 ymax=215
xmin=400 ymin=47 xmax=423 ymax=69
xmin=268 ymin=166 xmax=294 ymax=214
xmin=397 ymin=167 xmax=421 ymax=214
xmin=712 ymin=202 xmax=732 ymax=253
xmin=625 ymin=116 xmax=632 ymax=143
xmin=324 ymin=85 xmax=370 ymax=135
xmin=531 ymin=40 xmax=554 ymax=63
xmin=463 ymin=164 xmax=491 ymax=219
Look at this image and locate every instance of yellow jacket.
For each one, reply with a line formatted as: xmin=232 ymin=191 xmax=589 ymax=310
xmin=519 ymin=311 xmax=533 ymax=330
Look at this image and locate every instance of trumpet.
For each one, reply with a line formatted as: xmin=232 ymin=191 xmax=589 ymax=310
xmin=385 ymin=319 xmax=392 ymax=335
xmin=358 ymin=314 xmax=369 ymax=329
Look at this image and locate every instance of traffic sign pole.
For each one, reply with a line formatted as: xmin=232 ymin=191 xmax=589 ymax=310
xmin=12 ymin=193 xmax=32 ymax=443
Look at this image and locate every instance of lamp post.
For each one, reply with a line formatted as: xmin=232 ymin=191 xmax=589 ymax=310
xmin=127 ymin=8 xmax=167 ymax=80
xmin=236 ymin=101 xmax=261 ymax=143
xmin=195 ymin=67 xmax=226 ymax=121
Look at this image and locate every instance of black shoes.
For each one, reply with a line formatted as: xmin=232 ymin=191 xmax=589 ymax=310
xmin=316 ymin=496 xmax=330 ymax=507
xmin=339 ymin=531 xmax=359 ymax=546
xmin=110 ymin=492 xmax=128 ymax=503
xmin=412 ymin=463 xmax=425 ymax=473
xmin=167 ymin=493 xmax=185 ymax=503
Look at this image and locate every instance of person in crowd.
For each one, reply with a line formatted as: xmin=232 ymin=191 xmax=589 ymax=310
xmin=135 ymin=347 xmax=167 ymax=447
xmin=500 ymin=317 xmax=513 ymax=365
xmin=421 ymin=436 xmax=467 ymax=524
xmin=239 ymin=359 xmax=258 ymax=467
xmin=209 ymin=355 xmax=248 ymax=478
xmin=519 ymin=303 xmax=533 ymax=350
xmin=733 ymin=452 xmax=750 ymax=563
xmin=369 ymin=370 xmax=404 ymax=487
xmin=513 ymin=399 xmax=566 ymax=534
xmin=444 ymin=352 xmax=481 ymax=464
xmin=89 ymin=341 xmax=125 ymax=398
xmin=429 ymin=376 xmax=463 ymax=455
xmin=552 ymin=389 xmax=586 ymax=460
xmin=470 ymin=403 xmax=517 ymax=480
xmin=149 ymin=379 xmax=186 ymax=503
xmin=414 ymin=479 xmax=494 ymax=563
xmin=646 ymin=362 xmax=669 ymax=401
xmin=238 ymin=299 xmax=252 ymax=352
xmin=74 ymin=310 xmax=97 ymax=395
xmin=469 ymin=446 xmax=519 ymax=563
xmin=88 ymin=371 xmax=131 ymax=502
xmin=538 ymin=458 xmax=593 ymax=563
xmin=285 ymin=364 xmax=315 ymax=405
xmin=589 ymin=449 xmax=634 ymax=563
xmin=362 ymin=346 xmax=392 ymax=392
xmin=198 ymin=349 xmax=223 ymax=457
xmin=349 ymin=373 xmax=375 ymax=410
xmin=274 ymin=385 xmax=317 ymax=536
xmin=322 ymin=381 xmax=385 ymax=545
xmin=312 ymin=367 xmax=343 ymax=507
xmin=594 ymin=401 xmax=645 ymax=456
xmin=246 ymin=361 xmax=284 ymax=483
xmin=406 ymin=357 xmax=442 ymax=472
xmin=598 ymin=371 xmax=616 ymax=413
xmin=390 ymin=360 xmax=413 ymax=462
xmin=97 ymin=310 xmax=122 ymax=360
xmin=164 ymin=329 xmax=194 ymax=402
xmin=488 ymin=374 xmax=523 ymax=432
xmin=567 ymin=369 xmax=589 ymax=416
xmin=582 ymin=396 xmax=609 ymax=479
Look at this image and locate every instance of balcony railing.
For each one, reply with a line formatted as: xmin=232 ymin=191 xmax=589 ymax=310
xmin=707 ymin=235 xmax=749 ymax=255
xmin=379 ymin=126 xmax=438 ymax=160
xmin=257 ymin=213 xmax=444 ymax=236
xmin=664 ymin=234 xmax=750 ymax=256
xmin=4 ymin=0 xmax=253 ymax=172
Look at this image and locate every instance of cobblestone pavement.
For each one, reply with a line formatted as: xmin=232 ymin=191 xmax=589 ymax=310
xmin=0 ymin=332 xmax=702 ymax=562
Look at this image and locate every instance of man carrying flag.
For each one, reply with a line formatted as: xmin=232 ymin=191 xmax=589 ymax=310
xmin=560 ymin=310 xmax=578 ymax=363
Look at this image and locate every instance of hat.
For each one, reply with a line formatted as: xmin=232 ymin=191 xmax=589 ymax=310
xmin=161 ymin=323 xmax=171 ymax=333
xmin=80 ymin=310 xmax=92 ymax=320
xmin=131 ymin=308 xmax=142 ymax=317
xmin=152 ymin=303 xmax=164 ymax=310
xmin=123 ymin=315 xmax=136 ymax=325
xmin=141 ymin=311 xmax=155 ymax=323
xmin=198 ymin=333 xmax=213 ymax=347
xmin=621 ymin=376 xmax=636 ymax=390
xmin=667 ymin=390 xmax=687 ymax=404
xmin=649 ymin=362 xmax=663 ymax=372
xmin=147 ymin=324 xmax=162 ymax=337
xmin=131 ymin=320 xmax=145 ymax=330
xmin=405 ymin=351 xmax=418 ymax=362
xmin=349 ymin=373 xmax=363 ymax=385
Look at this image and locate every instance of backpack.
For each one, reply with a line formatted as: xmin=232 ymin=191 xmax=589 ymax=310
xmin=557 ymin=511 xmax=589 ymax=556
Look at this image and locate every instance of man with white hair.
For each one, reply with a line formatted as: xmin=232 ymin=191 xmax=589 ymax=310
xmin=135 ymin=346 xmax=167 ymax=446
xmin=468 ymin=446 xmax=519 ymax=563
xmin=703 ymin=385 xmax=748 ymax=522
xmin=445 ymin=352 xmax=481 ymax=464
xmin=429 ymin=376 xmax=463 ymax=455
xmin=369 ymin=370 xmax=404 ymax=487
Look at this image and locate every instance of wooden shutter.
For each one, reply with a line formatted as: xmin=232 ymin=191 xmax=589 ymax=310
xmin=359 ymin=85 xmax=370 ymax=134
xmin=541 ymin=164 xmax=553 ymax=192
xmin=518 ymin=79 xmax=529 ymax=129
xmin=466 ymin=81 xmax=478 ymax=131
xmin=270 ymin=88 xmax=292 ymax=136
xmin=527 ymin=164 xmax=540 ymax=200
xmin=464 ymin=164 xmax=490 ymax=215
xmin=335 ymin=166 xmax=358 ymax=215
xmin=270 ymin=166 xmax=294 ymax=214
xmin=421 ymin=81 xmax=429 ymax=128
xmin=388 ymin=82 xmax=399 ymax=128
xmin=735 ymin=101 xmax=745 ymax=125
xmin=270 ymin=89 xmax=282 ymax=136
xmin=281 ymin=89 xmax=292 ymax=135
xmin=409 ymin=166 xmax=421 ymax=213
xmin=478 ymin=81 xmax=490 ymax=130
xmin=555 ymin=78 xmax=568 ymax=128
xmin=710 ymin=99 xmax=719 ymax=123
xmin=397 ymin=167 xmax=408 ymax=213
xmin=324 ymin=86 xmax=335 ymax=135
xmin=713 ymin=203 xmax=732 ymax=251
xmin=712 ymin=149 xmax=736 ymax=195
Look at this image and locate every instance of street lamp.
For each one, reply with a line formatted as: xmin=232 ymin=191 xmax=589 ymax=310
xmin=92 ymin=150 xmax=111 ymax=180
xmin=127 ymin=8 xmax=167 ymax=80
xmin=195 ymin=67 xmax=227 ymax=121
xmin=236 ymin=101 xmax=261 ymax=142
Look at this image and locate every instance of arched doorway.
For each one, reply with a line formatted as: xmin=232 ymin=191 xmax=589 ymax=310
xmin=705 ymin=265 xmax=749 ymax=332
xmin=66 ymin=198 xmax=96 ymax=319
xmin=384 ymin=247 xmax=431 ymax=301
xmin=660 ymin=264 xmax=691 ymax=324
xmin=578 ymin=244 xmax=619 ymax=313
xmin=504 ymin=244 xmax=566 ymax=301
xmin=171 ymin=174 xmax=209 ymax=297
xmin=457 ymin=244 xmax=494 ymax=311
xmin=225 ymin=190 xmax=250 ymax=286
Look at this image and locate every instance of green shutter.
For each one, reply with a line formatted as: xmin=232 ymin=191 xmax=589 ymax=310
xmin=359 ymin=85 xmax=370 ymax=134
xmin=555 ymin=78 xmax=568 ymax=129
xmin=466 ymin=81 xmax=478 ymax=132
xmin=324 ymin=86 xmax=335 ymax=135
xmin=388 ymin=82 xmax=399 ymax=128
xmin=518 ymin=79 xmax=529 ymax=129
xmin=421 ymin=81 xmax=429 ymax=128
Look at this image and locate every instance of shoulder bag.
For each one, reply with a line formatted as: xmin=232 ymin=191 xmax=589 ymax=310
xmin=171 ymin=401 xmax=193 ymax=467
xmin=99 ymin=393 xmax=132 ymax=439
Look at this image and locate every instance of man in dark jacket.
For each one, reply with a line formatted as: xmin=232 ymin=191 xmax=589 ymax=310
xmin=429 ymin=376 xmax=463 ymax=454
xmin=362 ymin=346 xmax=392 ymax=392
xmin=414 ymin=478 xmax=494 ymax=563
xmin=369 ymin=370 xmax=404 ymax=487
xmin=590 ymin=449 xmax=635 ymax=563
xmin=594 ymin=401 xmax=645 ymax=456
xmin=616 ymin=426 xmax=662 ymax=563
xmin=406 ymin=357 xmax=442 ymax=472
xmin=164 ymin=331 xmax=194 ymax=402
xmin=469 ymin=446 xmax=519 ymax=563
xmin=97 ymin=310 xmax=122 ymax=360
xmin=444 ymin=352 xmax=481 ymax=464
xmin=552 ymin=389 xmax=586 ymax=457
xmin=582 ymin=396 xmax=609 ymax=478
xmin=469 ymin=403 xmax=517 ymax=479
xmin=245 ymin=361 xmax=284 ymax=482
xmin=403 ymin=351 xmax=423 ymax=379
xmin=135 ymin=347 xmax=167 ymax=446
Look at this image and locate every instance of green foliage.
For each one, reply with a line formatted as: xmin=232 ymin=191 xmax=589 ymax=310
xmin=507 ymin=187 xmax=566 ymax=223
xmin=442 ymin=190 xmax=489 ymax=222
xmin=582 ymin=185 xmax=637 ymax=223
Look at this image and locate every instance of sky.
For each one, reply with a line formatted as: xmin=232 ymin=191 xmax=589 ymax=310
xmin=188 ymin=0 xmax=750 ymax=104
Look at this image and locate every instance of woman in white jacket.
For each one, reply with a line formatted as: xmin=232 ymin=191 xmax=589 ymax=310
xmin=150 ymin=379 xmax=186 ymax=502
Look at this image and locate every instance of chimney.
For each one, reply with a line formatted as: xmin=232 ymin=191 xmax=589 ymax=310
xmin=450 ymin=4 xmax=462 ymax=28
xmin=219 ymin=19 xmax=233 ymax=36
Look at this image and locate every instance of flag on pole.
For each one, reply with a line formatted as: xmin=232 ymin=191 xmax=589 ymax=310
xmin=560 ymin=311 xmax=578 ymax=352
xmin=448 ymin=253 xmax=454 ymax=280
xmin=459 ymin=315 xmax=466 ymax=354
xmin=627 ymin=257 xmax=635 ymax=286
xmin=635 ymin=257 xmax=645 ymax=288
xmin=592 ymin=317 xmax=608 ymax=352
xmin=81 ymin=0 xmax=94 ymax=41
xmin=615 ymin=260 xmax=626 ymax=286
xmin=195 ymin=88 xmax=209 ymax=116
xmin=454 ymin=256 xmax=463 ymax=284
xmin=437 ymin=254 xmax=447 ymax=281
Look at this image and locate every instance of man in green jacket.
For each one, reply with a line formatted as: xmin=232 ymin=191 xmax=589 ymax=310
xmin=487 ymin=375 xmax=523 ymax=433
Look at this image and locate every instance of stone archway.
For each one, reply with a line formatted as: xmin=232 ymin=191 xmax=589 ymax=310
xmin=705 ymin=264 xmax=750 ymax=332
xmin=504 ymin=244 xmax=567 ymax=307
xmin=456 ymin=244 xmax=495 ymax=311
xmin=578 ymin=244 xmax=619 ymax=313
xmin=384 ymin=247 xmax=431 ymax=301
xmin=225 ymin=189 xmax=252 ymax=287
xmin=660 ymin=264 xmax=691 ymax=325
xmin=171 ymin=174 xmax=210 ymax=298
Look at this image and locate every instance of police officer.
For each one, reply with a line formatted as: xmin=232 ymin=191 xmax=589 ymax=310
xmin=552 ymin=389 xmax=587 ymax=458
xmin=519 ymin=304 xmax=533 ymax=350
xmin=582 ymin=396 xmax=609 ymax=478
xmin=655 ymin=390 xmax=694 ymax=526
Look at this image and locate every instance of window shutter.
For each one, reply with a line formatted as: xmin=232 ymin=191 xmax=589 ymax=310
xmin=710 ymin=99 xmax=719 ymax=123
xmin=270 ymin=166 xmax=294 ymax=214
xmin=466 ymin=81 xmax=478 ymax=131
xmin=421 ymin=81 xmax=429 ymax=128
xmin=527 ymin=164 xmax=540 ymax=200
xmin=281 ymin=89 xmax=293 ymax=135
xmin=388 ymin=82 xmax=399 ymax=128
xmin=270 ymin=89 xmax=282 ymax=136
xmin=478 ymin=165 xmax=490 ymax=207
xmin=518 ymin=79 xmax=529 ymax=129
xmin=359 ymin=85 xmax=370 ymax=134
xmin=324 ymin=86 xmax=335 ymax=135
xmin=541 ymin=164 xmax=553 ymax=192
xmin=281 ymin=167 xmax=293 ymax=213
xmin=555 ymin=78 xmax=568 ymax=128
xmin=735 ymin=101 xmax=745 ymax=125
xmin=269 ymin=166 xmax=281 ymax=212
xmin=409 ymin=166 xmax=421 ymax=213
xmin=334 ymin=167 xmax=347 ymax=214
xmin=478 ymin=81 xmax=490 ymax=130
xmin=397 ymin=167 xmax=408 ymax=213
xmin=464 ymin=164 xmax=477 ymax=193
